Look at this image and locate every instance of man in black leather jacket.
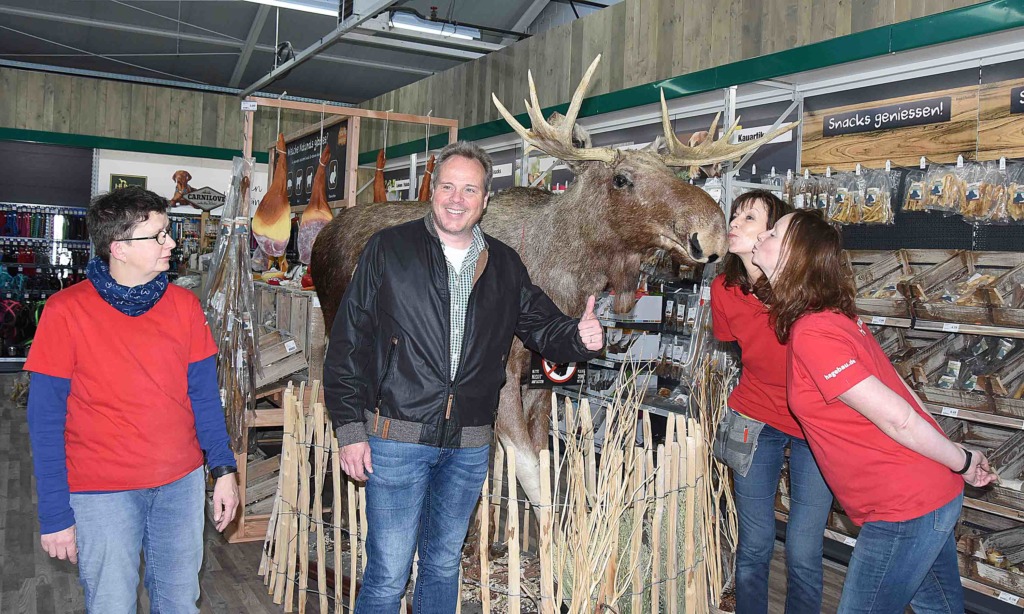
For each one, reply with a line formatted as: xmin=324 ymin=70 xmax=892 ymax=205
xmin=325 ymin=141 xmax=603 ymax=613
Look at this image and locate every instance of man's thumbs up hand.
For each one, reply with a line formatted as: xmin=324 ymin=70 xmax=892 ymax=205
xmin=578 ymin=295 xmax=604 ymax=351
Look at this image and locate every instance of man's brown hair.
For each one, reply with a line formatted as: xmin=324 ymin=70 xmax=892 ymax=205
xmin=766 ymin=209 xmax=856 ymax=343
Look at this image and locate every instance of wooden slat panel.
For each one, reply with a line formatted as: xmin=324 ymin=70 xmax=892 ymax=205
xmin=51 ymin=73 xmax=71 ymax=134
xmin=0 ymin=68 xmax=17 ymax=129
xmin=801 ymin=83 xmax=981 ymax=171
xmin=978 ymin=78 xmax=1024 ymax=160
xmin=16 ymin=70 xmax=44 ymax=131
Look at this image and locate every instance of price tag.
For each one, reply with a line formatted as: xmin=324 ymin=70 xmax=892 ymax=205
xmin=240 ymin=100 xmax=258 ymax=111
xmin=700 ymin=286 xmax=711 ymax=302
xmin=843 ymin=536 xmax=856 ymax=547
xmin=942 ymin=322 xmax=960 ymax=332
xmin=997 ymin=591 xmax=1018 ymax=604
xmin=284 ymin=340 xmax=298 ymax=353
xmin=870 ymin=316 xmax=887 ymax=325
xmin=313 ymin=296 xmax=321 ymax=308
xmin=940 ymin=407 xmax=960 ymax=417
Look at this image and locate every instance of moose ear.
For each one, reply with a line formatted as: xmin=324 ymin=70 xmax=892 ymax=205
xmin=646 ymin=136 xmax=667 ymax=153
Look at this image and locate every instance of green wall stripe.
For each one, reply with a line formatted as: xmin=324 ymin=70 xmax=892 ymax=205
xmin=358 ymin=0 xmax=1024 ymax=166
xmin=0 ymin=127 xmax=268 ymax=164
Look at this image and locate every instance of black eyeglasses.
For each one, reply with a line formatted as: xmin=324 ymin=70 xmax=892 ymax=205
xmin=118 ymin=229 xmax=172 ymax=245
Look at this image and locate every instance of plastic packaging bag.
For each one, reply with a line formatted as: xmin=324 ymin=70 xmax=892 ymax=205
xmin=861 ymin=168 xmax=895 ymax=224
xmin=903 ymin=168 xmax=928 ymax=212
xmin=829 ymin=172 xmax=863 ymax=224
xmin=792 ymin=174 xmax=816 ymax=210
xmin=1008 ymin=162 xmax=1024 ymax=223
xmin=924 ymin=164 xmax=965 ymax=215
xmin=814 ymin=174 xmax=836 ymax=212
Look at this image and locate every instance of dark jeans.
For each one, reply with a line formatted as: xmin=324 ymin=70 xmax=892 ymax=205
xmin=838 ymin=493 xmax=964 ymax=613
xmin=355 ymin=436 xmax=490 ymax=614
xmin=733 ymin=424 xmax=833 ymax=614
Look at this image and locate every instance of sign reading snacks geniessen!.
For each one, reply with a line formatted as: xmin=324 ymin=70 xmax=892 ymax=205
xmin=1012 ymin=85 xmax=1024 ymax=114
xmin=823 ymin=97 xmax=952 ymax=136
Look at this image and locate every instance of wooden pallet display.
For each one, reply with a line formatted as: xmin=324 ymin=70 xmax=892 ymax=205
xmin=906 ymin=251 xmax=1024 ymax=325
xmin=846 ymin=249 xmax=955 ymax=318
xmin=986 ymin=261 xmax=1024 ymax=328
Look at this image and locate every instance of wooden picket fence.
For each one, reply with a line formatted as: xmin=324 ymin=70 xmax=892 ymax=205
xmin=259 ymin=365 xmax=737 ymax=613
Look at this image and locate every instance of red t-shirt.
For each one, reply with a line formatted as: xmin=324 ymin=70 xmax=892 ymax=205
xmin=24 ymin=282 xmax=218 ymax=492
xmin=788 ymin=311 xmax=962 ymax=525
xmin=710 ymin=275 xmax=803 ymax=437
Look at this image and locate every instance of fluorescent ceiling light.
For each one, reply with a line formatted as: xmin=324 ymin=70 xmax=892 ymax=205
xmin=390 ymin=12 xmax=479 ymax=40
xmin=242 ymin=0 xmax=338 ymax=17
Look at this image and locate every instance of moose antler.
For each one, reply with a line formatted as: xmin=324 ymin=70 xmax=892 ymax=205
xmin=658 ymin=89 xmax=799 ymax=167
xmin=492 ymin=55 xmax=618 ymax=164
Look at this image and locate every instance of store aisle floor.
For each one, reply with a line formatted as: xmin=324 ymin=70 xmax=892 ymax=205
xmin=1 ymin=372 xmax=844 ymax=613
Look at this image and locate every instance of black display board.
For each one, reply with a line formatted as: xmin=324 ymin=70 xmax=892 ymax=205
xmin=284 ymin=120 xmax=347 ymax=207
xmin=0 ymin=141 xmax=92 ymax=205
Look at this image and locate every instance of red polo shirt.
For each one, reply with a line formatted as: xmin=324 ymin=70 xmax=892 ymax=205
xmin=710 ymin=275 xmax=803 ymax=438
xmin=788 ymin=311 xmax=962 ymax=525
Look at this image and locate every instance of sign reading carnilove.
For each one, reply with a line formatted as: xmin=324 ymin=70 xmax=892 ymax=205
xmin=822 ymin=97 xmax=952 ymax=136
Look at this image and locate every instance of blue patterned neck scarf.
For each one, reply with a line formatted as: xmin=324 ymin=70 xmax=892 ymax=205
xmin=86 ymin=257 xmax=168 ymax=317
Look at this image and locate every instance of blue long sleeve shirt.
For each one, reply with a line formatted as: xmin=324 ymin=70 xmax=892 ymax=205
xmin=26 ymin=355 xmax=235 ymax=534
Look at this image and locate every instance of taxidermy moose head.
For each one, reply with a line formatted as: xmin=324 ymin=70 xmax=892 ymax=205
xmin=311 ymin=55 xmax=797 ymax=506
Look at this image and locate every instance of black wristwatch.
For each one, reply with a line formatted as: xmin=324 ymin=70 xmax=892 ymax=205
xmin=953 ymin=448 xmax=973 ymax=475
xmin=210 ymin=465 xmax=238 ymax=480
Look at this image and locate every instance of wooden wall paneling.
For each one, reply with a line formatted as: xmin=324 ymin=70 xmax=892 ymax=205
xmin=852 ymin=0 xmax=894 ymax=35
xmin=76 ymin=77 xmax=98 ymax=137
xmin=623 ymin=0 xmax=648 ymax=88
xmin=567 ymin=19 xmax=586 ymax=105
xmin=678 ymin=0 xmax=707 ymax=77
xmin=16 ymin=70 xmax=43 ymax=131
xmin=200 ymin=92 xmax=218 ymax=148
xmin=801 ymin=83 xmax=981 ymax=171
xmin=977 ymin=78 xmax=1024 ymax=160
xmin=52 ymin=74 xmax=71 ymax=134
xmin=119 ymin=82 xmax=133 ymax=139
xmin=178 ymin=88 xmax=195 ymax=146
xmin=0 ymin=69 xmax=16 ymax=129
xmin=41 ymin=73 xmax=56 ymax=132
xmin=580 ymin=6 xmax=609 ymax=98
xmin=606 ymin=1 xmax=627 ymax=94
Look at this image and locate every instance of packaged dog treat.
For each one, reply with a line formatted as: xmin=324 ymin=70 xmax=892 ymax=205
xmin=814 ymin=174 xmax=836 ymax=212
xmin=924 ymin=164 xmax=965 ymax=215
xmin=829 ymin=172 xmax=864 ymax=224
xmin=903 ymin=168 xmax=928 ymax=212
xmin=792 ymin=173 xmax=816 ymax=210
xmin=861 ymin=168 xmax=895 ymax=224
xmin=960 ymin=161 xmax=1008 ymax=222
xmin=1008 ymin=162 xmax=1024 ymax=223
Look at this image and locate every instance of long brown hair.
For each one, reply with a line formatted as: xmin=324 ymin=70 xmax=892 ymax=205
xmin=767 ymin=209 xmax=856 ymax=343
xmin=722 ymin=190 xmax=793 ymax=294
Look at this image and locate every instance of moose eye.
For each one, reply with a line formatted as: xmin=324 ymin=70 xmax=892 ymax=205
xmin=612 ymin=173 xmax=633 ymax=189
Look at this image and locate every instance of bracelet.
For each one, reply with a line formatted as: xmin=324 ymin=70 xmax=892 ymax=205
xmin=953 ymin=448 xmax=973 ymax=475
xmin=210 ymin=465 xmax=238 ymax=479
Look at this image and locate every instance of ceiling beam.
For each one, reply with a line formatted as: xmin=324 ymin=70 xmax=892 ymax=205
xmin=229 ymin=3 xmax=270 ymax=87
xmin=0 ymin=4 xmax=432 ymax=77
xmin=503 ymin=0 xmax=550 ymax=43
xmin=240 ymin=0 xmax=401 ymax=97
xmin=352 ymin=25 xmax=503 ymax=54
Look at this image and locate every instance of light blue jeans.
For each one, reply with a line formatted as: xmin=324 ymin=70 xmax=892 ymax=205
xmin=733 ymin=423 xmax=833 ymax=614
xmin=838 ymin=493 xmax=964 ymax=613
xmin=355 ymin=436 xmax=490 ymax=614
xmin=69 ymin=466 xmax=205 ymax=614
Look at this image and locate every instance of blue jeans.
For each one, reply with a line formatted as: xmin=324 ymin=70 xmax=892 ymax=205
xmin=838 ymin=493 xmax=964 ymax=614
xmin=69 ymin=466 xmax=205 ymax=614
xmin=356 ymin=437 xmax=490 ymax=614
xmin=733 ymin=424 xmax=833 ymax=614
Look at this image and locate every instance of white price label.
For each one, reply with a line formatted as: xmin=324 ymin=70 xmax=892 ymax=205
xmin=284 ymin=340 xmax=298 ymax=353
xmin=870 ymin=316 xmax=887 ymax=325
xmin=700 ymin=286 xmax=711 ymax=302
xmin=940 ymin=407 xmax=960 ymax=417
xmin=226 ymin=318 xmax=233 ymax=331
xmin=313 ymin=296 xmax=321 ymax=308
xmin=941 ymin=322 xmax=960 ymax=332
xmin=997 ymin=591 xmax=1018 ymax=604
xmin=240 ymin=100 xmax=258 ymax=111
xmin=843 ymin=536 xmax=856 ymax=546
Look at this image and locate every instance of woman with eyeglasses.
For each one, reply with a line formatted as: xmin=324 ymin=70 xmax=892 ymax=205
xmin=710 ymin=190 xmax=832 ymax=614
xmin=24 ymin=187 xmax=238 ymax=612
xmin=751 ymin=208 xmax=997 ymax=613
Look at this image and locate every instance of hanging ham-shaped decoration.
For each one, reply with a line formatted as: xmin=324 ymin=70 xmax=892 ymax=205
xmin=252 ymin=133 xmax=291 ymax=258
xmin=298 ymin=145 xmax=333 ymax=264
xmin=417 ymin=154 xmax=436 ymax=202
xmin=373 ymin=149 xmax=387 ymax=203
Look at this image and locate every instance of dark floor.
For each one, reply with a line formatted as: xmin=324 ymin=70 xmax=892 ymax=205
xmin=0 ymin=373 xmax=841 ymax=613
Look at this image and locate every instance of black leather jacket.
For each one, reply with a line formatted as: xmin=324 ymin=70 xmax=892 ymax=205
xmin=326 ymin=215 xmax=596 ymax=449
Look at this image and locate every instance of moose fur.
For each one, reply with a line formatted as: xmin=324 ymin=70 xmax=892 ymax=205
xmin=311 ymin=142 xmax=727 ymax=504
